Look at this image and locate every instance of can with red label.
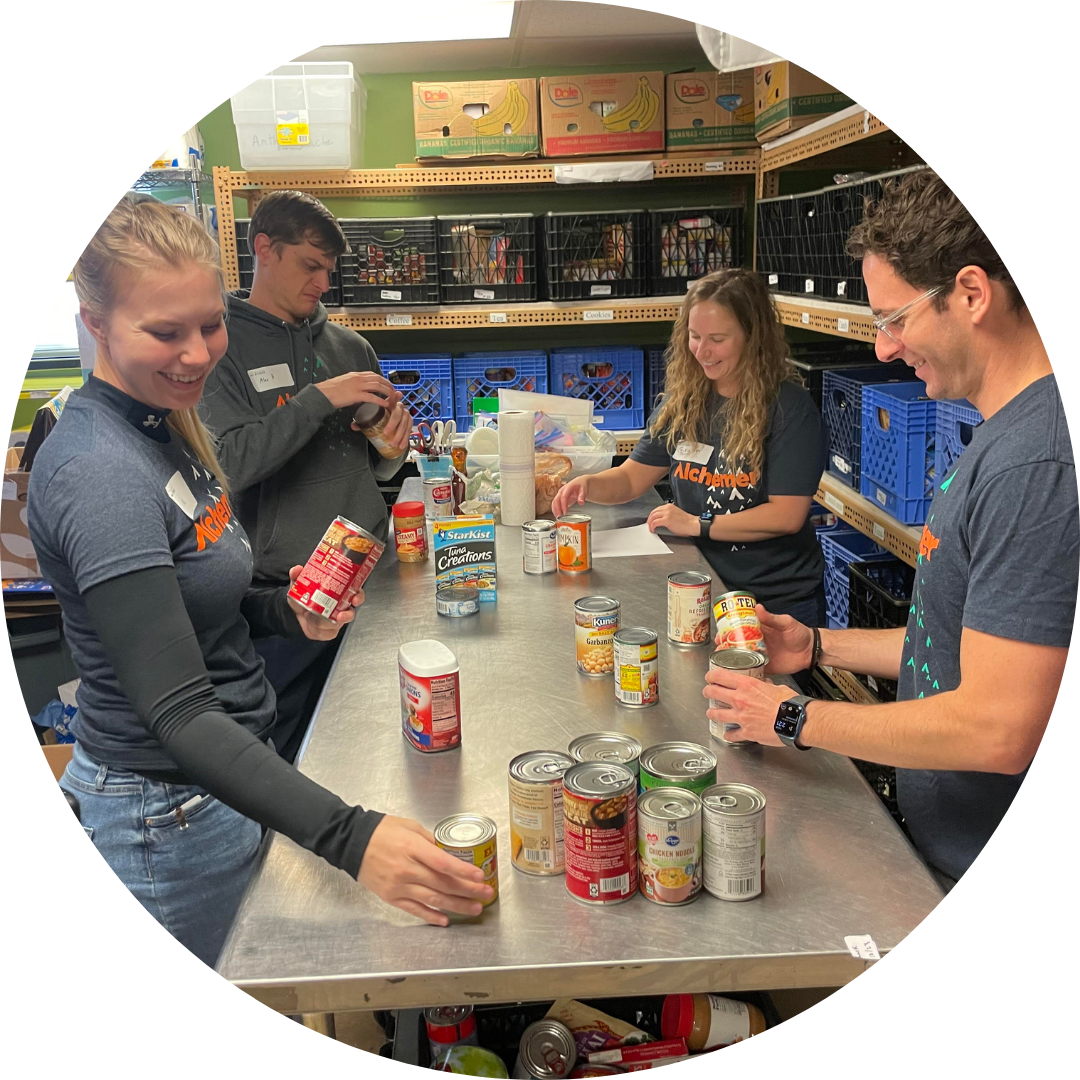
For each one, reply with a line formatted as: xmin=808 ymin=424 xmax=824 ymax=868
xmin=667 ymin=571 xmax=712 ymax=646
xmin=712 ymin=590 xmax=767 ymax=656
xmin=425 ymin=1006 xmax=479 ymax=1061
xmin=287 ymin=515 xmax=385 ymax=620
xmin=399 ymin=639 xmax=462 ymax=753
xmin=424 ymin=476 xmax=454 ymax=520
xmin=562 ymin=762 xmax=637 ymax=905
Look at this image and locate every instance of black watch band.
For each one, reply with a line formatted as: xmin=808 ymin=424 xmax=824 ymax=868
xmin=809 ymin=626 xmax=822 ymax=675
xmin=699 ymin=514 xmax=712 ymax=540
xmin=775 ymin=695 xmax=813 ymax=750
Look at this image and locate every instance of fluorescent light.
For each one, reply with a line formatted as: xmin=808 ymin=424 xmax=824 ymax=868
xmin=328 ymin=2 xmax=514 ymax=45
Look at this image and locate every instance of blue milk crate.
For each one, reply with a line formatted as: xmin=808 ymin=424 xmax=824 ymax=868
xmin=822 ymin=367 xmax=905 ymax=489
xmin=934 ymin=399 xmax=982 ymax=483
xmin=377 ymin=354 xmax=454 ymax=424
xmin=647 ymin=346 xmax=668 ymax=410
xmin=818 ymin=524 xmax=890 ymax=629
xmin=550 ymin=346 xmax=645 ymax=430
xmin=859 ymin=382 xmax=937 ymax=524
xmin=453 ymin=351 xmax=548 ymax=430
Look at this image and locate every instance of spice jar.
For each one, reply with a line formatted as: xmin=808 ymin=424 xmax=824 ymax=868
xmin=392 ymin=501 xmax=428 ymax=562
xmin=660 ymin=994 xmax=766 ymax=1050
xmin=354 ymin=398 xmax=406 ymax=460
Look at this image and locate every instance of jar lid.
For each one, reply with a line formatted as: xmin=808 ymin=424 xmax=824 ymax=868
xmin=660 ymin=994 xmax=694 ymax=1040
xmin=393 ymin=501 xmax=425 ymax=517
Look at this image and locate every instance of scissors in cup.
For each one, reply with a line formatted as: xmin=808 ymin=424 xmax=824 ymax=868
xmin=431 ymin=420 xmax=457 ymax=453
xmin=409 ymin=422 xmax=436 ymax=457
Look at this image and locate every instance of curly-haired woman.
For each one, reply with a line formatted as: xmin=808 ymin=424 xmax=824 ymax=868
xmin=551 ymin=268 xmax=827 ymax=625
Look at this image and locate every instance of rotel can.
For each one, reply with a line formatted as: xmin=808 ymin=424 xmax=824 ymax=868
xmin=508 ymin=750 xmax=575 ymax=876
xmin=399 ymin=639 xmax=462 ymax=753
xmin=574 ymin=596 xmax=620 ymax=677
xmin=708 ymin=648 xmax=767 ymax=747
xmin=434 ymin=813 xmax=499 ymax=909
xmin=287 ymin=515 xmax=385 ymax=620
xmin=613 ymin=627 xmax=659 ymax=708
xmin=712 ymin=590 xmax=767 ymax=656
xmin=701 ymin=783 xmax=766 ymax=901
xmin=667 ymin=571 xmax=712 ymax=646
xmin=562 ymin=762 xmax=637 ymax=905
xmin=639 ymin=742 xmax=717 ymax=797
xmin=638 ymin=787 xmax=702 ymax=906
xmin=556 ymin=514 xmax=592 ymax=573
xmin=523 ymin=519 xmax=558 ymax=575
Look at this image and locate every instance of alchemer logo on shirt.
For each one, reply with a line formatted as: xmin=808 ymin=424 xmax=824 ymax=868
xmin=671 ymin=461 xmax=760 ymax=489
xmin=195 ymin=491 xmax=235 ymax=552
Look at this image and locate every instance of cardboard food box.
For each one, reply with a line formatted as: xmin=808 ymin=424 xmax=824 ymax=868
xmin=432 ymin=516 xmax=497 ymax=602
xmin=1 ymin=464 xmax=39 ymax=580
xmin=540 ymin=71 xmax=665 ymax=157
xmin=665 ymin=70 xmax=756 ymax=151
xmin=754 ymin=61 xmax=853 ymax=142
xmin=413 ymin=79 xmax=540 ymax=160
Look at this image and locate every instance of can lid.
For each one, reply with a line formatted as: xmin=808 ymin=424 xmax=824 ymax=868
xmin=574 ymin=596 xmax=620 ymax=614
xmin=519 ymin=1020 xmax=577 ymax=1079
xmin=557 ymin=514 xmax=592 ymax=525
xmin=709 ymin=648 xmax=767 ymax=671
xmin=639 ymin=742 xmax=717 ymax=780
xmin=567 ymin=732 xmax=642 ymax=766
xmin=701 ymin=782 xmax=767 ymax=816
xmin=613 ymin=626 xmax=658 ymax=646
xmin=434 ymin=814 xmax=497 ymax=848
xmin=509 ymin=750 xmax=575 ymax=783
xmin=563 ymin=761 xmax=635 ymax=798
xmin=437 ymin=586 xmax=480 ymax=602
xmin=399 ymin=639 xmax=459 ymax=677
xmin=639 ymin=787 xmax=701 ymax=821
xmin=668 ymin=572 xmax=712 ymax=587
xmin=523 ymin=519 xmax=556 ymax=531
xmin=394 ymin=501 xmax=425 ymax=517
xmin=660 ymin=995 xmax=695 ymax=1040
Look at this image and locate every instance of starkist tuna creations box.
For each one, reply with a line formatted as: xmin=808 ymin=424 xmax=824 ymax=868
xmin=412 ymin=79 xmax=540 ymax=159
xmin=432 ymin=516 xmax=497 ymax=601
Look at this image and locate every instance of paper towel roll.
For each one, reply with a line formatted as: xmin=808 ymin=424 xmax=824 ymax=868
xmin=498 ymin=410 xmax=535 ymax=464
xmin=500 ymin=459 xmax=536 ymax=526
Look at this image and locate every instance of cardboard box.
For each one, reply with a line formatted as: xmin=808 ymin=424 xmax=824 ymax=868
xmin=43 ymin=742 xmax=74 ymax=782
xmin=540 ymin=71 xmax=665 ymax=157
xmin=413 ymin=79 xmax=540 ymax=160
xmin=2 ymin=466 xmax=39 ymax=579
xmin=754 ymin=61 xmax=853 ymax=142
xmin=432 ymin=516 xmax=497 ymax=602
xmin=665 ymin=70 xmax=756 ymax=151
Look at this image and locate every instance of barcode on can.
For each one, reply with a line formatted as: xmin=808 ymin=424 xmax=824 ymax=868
xmin=619 ymin=691 xmax=642 ymax=704
xmin=525 ymin=849 xmax=553 ymax=867
xmin=725 ymin=877 xmax=758 ymax=896
xmin=312 ymin=589 xmax=337 ymax=615
xmin=601 ymin=873 xmax=630 ymax=894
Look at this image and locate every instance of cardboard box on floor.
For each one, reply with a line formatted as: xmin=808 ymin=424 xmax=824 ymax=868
xmin=2 ymin=449 xmax=39 ymax=579
xmin=540 ymin=71 xmax=665 ymax=157
xmin=665 ymin=70 xmax=756 ymax=151
xmin=754 ymin=61 xmax=853 ymax=142
xmin=412 ymin=79 xmax=540 ymax=160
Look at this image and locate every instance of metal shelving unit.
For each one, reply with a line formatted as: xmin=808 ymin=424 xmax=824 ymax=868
xmin=131 ymin=168 xmax=214 ymax=217
xmin=816 ymin=471 xmax=922 ymax=568
xmin=772 ymin=294 xmax=876 ymax=342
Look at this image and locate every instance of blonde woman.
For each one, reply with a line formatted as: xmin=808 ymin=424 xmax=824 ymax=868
xmin=27 ymin=196 xmax=491 ymax=967
xmin=552 ymin=268 xmax=827 ymax=625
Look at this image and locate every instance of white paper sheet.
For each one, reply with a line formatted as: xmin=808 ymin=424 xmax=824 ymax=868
xmin=591 ymin=523 xmax=673 ymax=559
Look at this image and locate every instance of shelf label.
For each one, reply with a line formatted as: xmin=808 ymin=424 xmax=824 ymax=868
xmin=583 ymin=309 xmax=614 ymax=321
xmin=831 ymin=454 xmax=851 ymax=475
xmin=844 ymin=935 xmax=880 ymax=961
xmin=837 ymin=281 xmax=848 ymax=297
xmin=768 ymin=274 xmax=779 ymax=285
xmin=474 ymin=288 xmax=496 ymax=301
xmin=866 ymin=674 xmax=879 ymax=693
xmin=872 ymin=523 xmax=886 ymax=541
xmin=804 ymin=279 xmax=814 ymax=294
xmin=590 ymin=284 xmax=613 ymax=297
xmin=381 ymin=289 xmax=403 ymax=301
xmin=386 ymin=314 xmax=413 ymax=326
xmin=822 ymin=492 xmax=845 ymax=516
xmin=489 ymin=311 xmax=508 ymax=323
xmin=801 ymin=312 xmax=810 ymax=325
xmin=875 ymin=488 xmax=888 ymax=507
xmin=705 ymin=161 xmax=725 ymax=172
xmin=837 ymin=317 xmax=850 ymax=333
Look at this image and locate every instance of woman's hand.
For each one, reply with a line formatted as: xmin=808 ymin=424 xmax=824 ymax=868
xmin=358 ymin=815 xmax=495 ymax=926
xmin=646 ymin=502 xmax=699 ymax=538
xmin=286 ymin=565 xmax=363 ymax=641
xmin=551 ymin=475 xmax=592 ymax=518
xmin=718 ymin=604 xmax=814 ymax=676
xmin=703 ymin=670 xmax=797 ymax=747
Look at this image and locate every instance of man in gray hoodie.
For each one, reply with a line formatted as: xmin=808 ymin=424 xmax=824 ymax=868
xmin=201 ymin=191 xmax=412 ymax=761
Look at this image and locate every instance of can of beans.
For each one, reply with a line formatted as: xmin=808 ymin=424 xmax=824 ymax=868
xmin=613 ymin=627 xmax=659 ymax=708
xmin=423 ymin=476 xmax=454 ymax=520
xmin=638 ymin=787 xmax=702 ymax=906
xmin=713 ymin=591 xmax=767 ymax=656
xmin=639 ymin=742 xmax=717 ymax=797
xmin=708 ymin=648 xmax=767 ymax=746
xmin=392 ymin=501 xmax=428 ymax=563
xmin=562 ymin=762 xmax=637 ymax=905
xmin=434 ymin=813 xmax=499 ymax=908
xmin=567 ymin=731 xmax=642 ymax=779
xmin=523 ymin=519 xmax=557 ymax=575
xmin=574 ymin=597 xmax=620 ymax=677
xmin=513 ymin=1020 xmax=578 ymax=1080
xmin=436 ymin=585 xmax=480 ymax=618
xmin=701 ymin=783 xmax=766 ymax=901
xmin=508 ymin=750 xmax=574 ymax=876
xmin=667 ymin=572 xmax=712 ymax=646
xmin=426 ymin=1006 xmax=479 ymax=1061
xmin=287 ymin=515 xmax=386 ymax=620
xmin=556 ymin=514 xmax=592 ymax=573
xmin=399 ymin=639 xmax=461 ymax=753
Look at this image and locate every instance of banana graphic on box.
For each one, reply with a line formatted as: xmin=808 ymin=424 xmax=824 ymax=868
xmin=473 ymin=81 xmax=530 ymax=136
xmin=601 ymin=76 xmax=660 ymax=133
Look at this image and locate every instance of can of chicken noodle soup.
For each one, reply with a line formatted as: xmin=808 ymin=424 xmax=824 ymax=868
xmin=574 ymin=596 xmax=620 ymax=677
xmin=512 ymin=1020 xmax=578 ymax=1080
xmin=638 ymin=742 xmax=717 ymax=797
xmin=287 ymin=515 xmax=386 ymax=620
xmin=701 ymin=783 xmax=766 ymax=901
xmin=613 ymin=627 xmax=659 ymax=708
xmin=638 ymin=787 xmax=702 ymax=906
xmin=556 ymin=514 xmax=592 ymax=573
xmin=667 ymin=572 xmax=712 ymax=645
xmin=522 ymin=519 xmax=558 ymax=575
xmin=712 ymin=590 xmax=767 ymax=656
xmin=562 ymin=762 xmax=637 ymax=905
xmin=434 ymin=813 xmax=499 ymax=908
xmin=567 ymin=731 xmax=642 ymax=779
xmin=508 ymin=751 xmax=575 ymax=876
xmin=707 ymin=648 xmax=767 ymax=746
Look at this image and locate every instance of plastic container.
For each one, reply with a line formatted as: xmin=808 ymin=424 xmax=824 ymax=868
xmin=822 ymin=367 xmax=909 ymax=489
xmin=550 ymin=347 xmax=645 ymax=430
xmin=378 ymin=355 xmax=454 ymax=424
xmin=542 ymin=211 xmax=648 ymax=301
xmin=648 ymin=206 xmax=745 ymax=294
xmin=437 ymin=214 xmax=537 ymax=303
xmin=847 ymin=558 xmax=916 ymax=701
xmin=338 ymin=217 xmax=439 ymax=305
xmin=817 ymin=525 xmax=890 ymax=630
xmin=934 ymin=398 xmax=982 ymax=483
xmin=661 ymin=994 xmax=767 ymax=1050
xmin=230 ymin=62 xmax=366 ymax=171
xmin=398 ymin=639 xmax=461 ymax=753
xmin=453 ymin=352 xmax=548 ymax=430
xmin=646 ymin=345 xmax=668 ymax=410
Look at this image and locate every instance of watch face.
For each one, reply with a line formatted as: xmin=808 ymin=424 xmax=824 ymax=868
xmin=775 ymin=701 xmax=802 ymax=739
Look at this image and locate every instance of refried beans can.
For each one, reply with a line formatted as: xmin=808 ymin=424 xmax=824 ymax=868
xmin=638 ymin=787 xmax=702 ymax=906
xmin=434 ymin=813 xmax=499 ymax=908
xmin=562 ymin=762 xmax=637 ymax=905
xmin=423 ymin=476 xmax=454 ymax=520
xmin=575 ymin=597 xmax=620 ymax=677
xmin=712 ymin=590 xmax=767 ymax=656
xmin=508 ymin=751 xmax=575 ymax=876
xmin=613 ymin=627 xmax=659 ymax=708
xmin=708 ymin=648 xmax=767 ymax=746
xmin=399 ymin=639 xmax=462 ymax=753
xmin=523 ymin=519 xmax=558 ymax=575
xmin=512 ymin=1019 xmax=578 ymax=1080
xmin=701 ymin=783 xmax=766 ymax=901
xmin=287 ymin=515 xmax=386 ymax=620
xmin=667 ymin=571 xmax=712 ymax=646
xmin=639 ymin=742 xmax=717 ymax=797
xmin=567 ymin=732 xmax=642 ymax=779
xmin=556 ymin=514 xmax=592 ymax=573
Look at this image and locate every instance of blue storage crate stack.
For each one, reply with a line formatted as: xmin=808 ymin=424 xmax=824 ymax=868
xmin=860 ymin=382 xmax=937 ymax=524
xmin=377 ymin=355 xmax=454 ymax=424
xmin=453 ymin=351 xmax=548 ymax=430
xmin=822 ymin=367 xmax=901 ymax=489
xmin=647 ymin=346 xmax=667 ymax=410
xmin=818 ymin=524 xmax=890 ymax=629
xmin=550 ymin=346 xmax=645 ymax=430
xmin=934 ymin=399 xmax=982 ymax=483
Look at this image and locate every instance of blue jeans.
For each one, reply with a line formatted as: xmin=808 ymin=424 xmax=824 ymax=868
xmin=59 ymin=741 xmax=262 ymax=967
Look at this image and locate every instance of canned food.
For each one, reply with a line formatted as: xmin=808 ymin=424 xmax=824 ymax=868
xmin=512 ymin=1020 xmax=578 ymax=1080
xmin=638 ymin=787 xmax=703 ymax=906
xmin=574 ymin=597 xmax=620 ymax=677
xmin=639 ymin=742 xmax=717 ymax=797
xmin=399 ymin=640 xmax=461 ymax=753
xmin=287 ymin=515 xmax=386 ymax=620
xmin=523 ymin=519 xmax=558 ymax=575
xmin=437 ymin=585 xmax=481 ymax=618
xmin=567 ymin=732 xmax=642 ymax=778
xmin=613 ymin=628 xmax=659 ymax=708
xmin=708 ymin=649 xmax=767 ymax=746
xmin=562 ymin=762 xmax=638 ymax=905
xmin=434 ymin=813 xmax=499 ymax=908
xmin=392 ymin=501 xmax=428 ymax=563
xmin=701 ymin=783 xmax=766 ymax=901
xmin=667 ymin=572 xmax=712 ymax=645
xmin=557 ymin=514 xmax=592 ymax=573
xmin=508 ymin=751 xmax=575 ymax=876
xmin=426 ymin=1006 xmax=479 ymax=1061
xmin=424 ymin=476 xmax=455 ymax=520
xmin=713 ymin=591 xmax=767 ymax=655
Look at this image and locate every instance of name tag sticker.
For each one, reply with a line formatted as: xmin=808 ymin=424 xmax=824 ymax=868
xmin=844 ymin=935 xmax=881 ymax=961
xmin=165 ymin=471 xmax=199 ymax=520
xmin=246 ymin=364 xmax=295 ymax=393
xmin=673 ymin=440 xmax=714 ymax=465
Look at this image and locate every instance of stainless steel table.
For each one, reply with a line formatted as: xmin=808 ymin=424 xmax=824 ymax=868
xmin=218 ymin=493 xmax=942 ymax=1015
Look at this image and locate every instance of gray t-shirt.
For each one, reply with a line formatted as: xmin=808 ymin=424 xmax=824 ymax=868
xmin=896 ymin=375 xmax=1078 ymax=880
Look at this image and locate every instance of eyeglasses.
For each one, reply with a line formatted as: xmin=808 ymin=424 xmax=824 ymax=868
xmin=872 ymin=285 xmax=947 ymax=342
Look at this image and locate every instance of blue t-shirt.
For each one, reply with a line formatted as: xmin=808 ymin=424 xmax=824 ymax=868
xmin=896 ymin=375 xmax=1078 ymax=880
xmin=27 ymin=377 xmax=275 ymax=773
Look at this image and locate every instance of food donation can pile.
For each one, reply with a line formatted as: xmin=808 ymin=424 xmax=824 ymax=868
xmin=434 ymin=813 xmax=499 ymax=908
xmin=701 ymin=783 xmax=766 ymax=901
xmin=639 ymin=742 xmax=717 ymax=797
xmin=556 ymin=514 xmax=592 ymax=573
xmin=638 ymin=787 xmax=702 ymax=906
xmin=667 ymin=571 xmax=712 ymax=645
xmin=574 ymin=596 xmax=620 ymax=677
xmin=613 ymin=627 xmax=659 ymax=708
xmin=287 ymin=515 xmax=385 ymax=619
xmin=707 ymin=648 xmax=767 ymax=746
xmin=522 ymin=519 xmax=557 ymax=575
xmin=392 ymin=500 xmax=428 ymax=562
xmin=399 ymin=639 xmax=462 ymax=753
xmin=713 ymin=590 xmax=767 ymax=655
xmin=508 ymin=750 xmax=575 ymax=876
xmin=567 ymin=732 xmax=642 ymax=779
xmin=512 ymin=1019 xmax=578 ymax=1080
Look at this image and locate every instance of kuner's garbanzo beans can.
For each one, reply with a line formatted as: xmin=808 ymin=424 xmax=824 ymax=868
xmin=701 ymin=783 xmax=766 ymax=901
xmin=568 ymin=732 xmax=642 ymax=779
xmin=712 ymin=590 xmax=767 ymax=656
xmin=575 ymin=596 xmax=620 ymax=677
xmin=556 ymin=514 xmax=592 ymax=573
xmin=522 ymin=519 xmax=557 ymax=575
xmin=613 ymin=627 xmax=659 ymax=707
xmin=639 ymin=742 xmax=717 ymax=797
xmin=508 ymin=750 xmax=575 ymax=876
xmin=667 ymin=571 xmax=712 ymax=645
xmin=434 ymin=813 xmax=499 ymax=910
xmin=708 ymin=648 xmax=767 ymax=747
xmin=562 ymin=762 xmax=637 ymax=905
xmin=638 ymin=787 xmax=702 ymax=906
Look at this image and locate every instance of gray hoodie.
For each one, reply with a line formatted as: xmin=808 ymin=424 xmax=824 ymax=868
xmin=200 ymin=291 xmax=402 ymax=584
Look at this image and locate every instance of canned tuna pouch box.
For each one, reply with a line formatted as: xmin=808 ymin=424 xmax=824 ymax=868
xmin=433 ymin=516 xmax=497 ymax=602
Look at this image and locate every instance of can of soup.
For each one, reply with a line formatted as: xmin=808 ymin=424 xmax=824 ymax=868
xmin=436 ymin=585 xmax=481 ymax=618
xmin=434 ymin=813 xmax=499 ymax=908
xmin=639 ymin=742 xmax=717 ymax=797
xmin=667 ymin=572 xmax=712 ymax=646
xmin=613 ymin=627 xmax=659 ymax=708
xmin=399 ymin=640 xmax=461 ymax=753
xmin=562 ymin=762 xmax=637 ymax=905
xmin=508 ymin=750 xmax=575 ymax=876
xmin=287 ymin=515 xmax=386 ymax=620
xmin=424 ymin=476 xmax=455 ymax=520
xmin=567 ymin=732 xmax=642 ymax=779
xmin=701 ymin=783 xmax=766 ymax=901
xmin=713 ymin=591 xmax=767 ymax=656
xmin=638 ymin=787 xmax=702 ymax=906
xmin=708 ymin=648 xmax=767 ymax=746
xmin=556 ymin=514 xmax=592 ymax=573
xmin=523 ymin=519 xmax=558 ymax=575
xmin=574 ymin=597 xmax=620 ymax=677
xmin=426 ymin=1006 xmax=479 ymax=1061
xmin=512 ymin=1020 xmax=578 ymax=1080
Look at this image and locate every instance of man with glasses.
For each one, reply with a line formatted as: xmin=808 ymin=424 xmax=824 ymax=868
xmin=705 ymin=169 xmax=1077 ymax=891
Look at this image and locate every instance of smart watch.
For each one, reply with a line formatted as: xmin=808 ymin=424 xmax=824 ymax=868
xmin=699 ymin=512 xmax=712 ymax=540
xmin=775 ymin=695 xmax=813 ymax=750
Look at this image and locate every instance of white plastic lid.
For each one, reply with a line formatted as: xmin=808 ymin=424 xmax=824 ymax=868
xmin=398 ymin=639 xmax=458 ymax=677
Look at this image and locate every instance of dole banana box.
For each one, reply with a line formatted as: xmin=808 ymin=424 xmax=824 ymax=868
xmin=433 ymin=516 xmax=497 ymax=602
xmin=413 ymin=79 xmax=540 ymax=160
xmin=665 ymin=70 xmax=756 ymax=151
xmin=539 ymin=71 xmax=665 ymax=157
xmin=754 ymin=61 xmax=853 ymax=142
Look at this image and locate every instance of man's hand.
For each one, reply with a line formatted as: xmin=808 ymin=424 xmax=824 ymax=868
xmin=550 ymin=475 xmax=592 ymax=518
xmin=718 ymin=605 xmax=815 ymax=677
xmin=352 ymin=400 xmax=412 ymax=452
xmin=316 ymin=371 xmax=402 ymax=411
xmin=647 ymin=502 xmax=699 ymax=538
xmin=703 ymin=670 xmax=798 ymax=747
xmin=286 ymin=565 xmax=362 ymax=640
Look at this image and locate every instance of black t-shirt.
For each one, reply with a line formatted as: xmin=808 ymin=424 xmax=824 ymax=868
xmin=631 ymin=380 xmax=827 ymax=612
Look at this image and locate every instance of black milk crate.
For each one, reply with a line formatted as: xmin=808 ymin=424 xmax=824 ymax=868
xmin=337 ymin=217 xmax=439 ymax=306
xmin=755 ymin=196 xmax=799 ymax=294
xmin=848 ymin=557 xmax=916 ymax=703
xmin=647 ymin=344 xmax=668 ymax=408
xmin=542 ymin=210 xmax=648 ymax=301
xmin=648 ymin=205 xmax=745 ymax=294
xmin=232 ymin=217 xmax=342 ymax=306
xmin=437 ymin=213 xmax=537 ymax=303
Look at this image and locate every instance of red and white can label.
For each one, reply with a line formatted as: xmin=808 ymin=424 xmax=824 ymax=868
xmin=400 ymin=665 xmax=462 ymax=752
xmin=563 ymin=788 xmax=637 ymax=903
xmin=287 ymin=516 xmax=384 ymax=619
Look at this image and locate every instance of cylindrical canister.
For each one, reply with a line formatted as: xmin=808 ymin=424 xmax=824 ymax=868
xmin=562 ymin=762 xmax=637 ymax=905
xmin=574 ymin=596 xmax=620 ymax=677
xmin=423 ymin=476 xmax=455 ymax=520
xmin=667 ymin=571 xmax=712 ymax=645
xmin=354 ymin=399 xmax=407 ymax=460
xmin=638 ymin=742 xmax=717 ymax=797
xmin=512 ymin=1019 xmax=578 ymax=1080
xmin=613 ymin=627 xmax=659 ymax=708
xmin=638 ymin=787 xmax=702 ymax=906
xmin=556 ymin=514 xmax=592 ymax=573
xmin=426 ymin=1006 xmax=479 ymax=1061
xmin=708 ymin=648 xmax=767 ymax=746
xmin=392 ymin=500 xmax=428 ymax=563
xmin=508 ymin=750 xmax=575 ymax=876
xmin=287 ymin=515 xmax=385 ymax=620
xmin=433 ymin=813 xmax=499 ymax=908
xmin=701 ymin=783 xmax=766 ymax=901
xmin=436 ymin=585 xmax=481 ymax=618
xmin=712 ymin=590 xmax=767 ymax=656
xmin=523 ymin=519 xmax=558 ymax=575
xmin=567 ymin=732 xmax=642 ymax=779
xmin=399 ymin=640 xmax=461 ymax=753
